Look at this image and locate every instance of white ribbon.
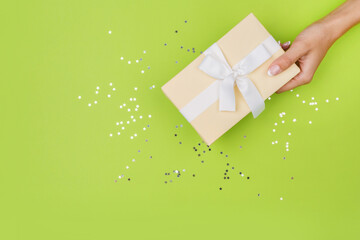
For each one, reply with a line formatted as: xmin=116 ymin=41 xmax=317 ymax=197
xmin=180 ymin=36 xmax=280 ymax=122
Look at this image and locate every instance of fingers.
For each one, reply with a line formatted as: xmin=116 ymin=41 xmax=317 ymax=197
xmin=276 ymin=52 xmax=320 ymax=93
xmin=276 ymin=72 xmax=307 ymax=93
xmin=268 ymin=41 xmax=307 ymax=76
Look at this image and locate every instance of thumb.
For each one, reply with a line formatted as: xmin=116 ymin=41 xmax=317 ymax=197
xmin=268 ymin=42 xmax=305 ymax=76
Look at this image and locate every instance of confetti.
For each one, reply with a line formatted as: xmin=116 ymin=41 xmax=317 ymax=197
xmin=84 ymin=34 xmax=343 ymax=188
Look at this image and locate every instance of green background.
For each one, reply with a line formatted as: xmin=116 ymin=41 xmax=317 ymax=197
xmin=1 ymin=0 xmax=359 ymax=239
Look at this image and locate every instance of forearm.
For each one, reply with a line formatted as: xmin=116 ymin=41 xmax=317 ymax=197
xmin=319 ymin=0 xmax=360 ymax=43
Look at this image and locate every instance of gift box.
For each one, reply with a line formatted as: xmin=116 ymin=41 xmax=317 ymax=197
xmin=161 ymin=13 xmax=300 ymax=145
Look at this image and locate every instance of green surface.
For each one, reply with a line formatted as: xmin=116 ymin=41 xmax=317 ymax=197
xmin=1 ymin=0 xmax=360 ymax=239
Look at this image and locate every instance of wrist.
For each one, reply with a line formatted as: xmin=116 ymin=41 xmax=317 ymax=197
xmin=317 ymin=18 xmax=342 ymax=45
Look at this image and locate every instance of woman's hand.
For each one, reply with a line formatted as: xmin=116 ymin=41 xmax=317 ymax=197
xmin=268 ymin=0 xmax=360 ymax=93
xmin=268 ymin=22 xmax=335 ymax=93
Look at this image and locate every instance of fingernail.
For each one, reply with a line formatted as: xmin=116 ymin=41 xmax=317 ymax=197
xmin=268 ymin=65 xmax=281 ymax=76
xmin=282 ymin=41 xmax=291 ymax=47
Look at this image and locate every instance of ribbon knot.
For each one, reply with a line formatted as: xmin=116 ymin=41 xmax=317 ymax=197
xmin=198 ymin=41 xmax=274 ymax=118
xmin=232 ymin=64 xmax=247 ymax=77
xmin=232 ymin=70 xmax=242 ymax=79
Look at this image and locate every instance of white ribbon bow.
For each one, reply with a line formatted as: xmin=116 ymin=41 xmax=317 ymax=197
xmin=179 ymin=36 xmax=280 ymax=122
xmin=199 ymin=39 xmax=275 ymax=118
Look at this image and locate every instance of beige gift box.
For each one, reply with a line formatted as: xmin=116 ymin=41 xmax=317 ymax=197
xmin=161 ymin=13 xmax=300 ymax=145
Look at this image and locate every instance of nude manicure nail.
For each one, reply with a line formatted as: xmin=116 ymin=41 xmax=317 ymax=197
xmin=268 ymin=65 xmax=281 ymax=76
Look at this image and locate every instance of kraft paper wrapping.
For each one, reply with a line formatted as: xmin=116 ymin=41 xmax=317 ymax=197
xmin=161 ymin=13 xmax=300 ymax=145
